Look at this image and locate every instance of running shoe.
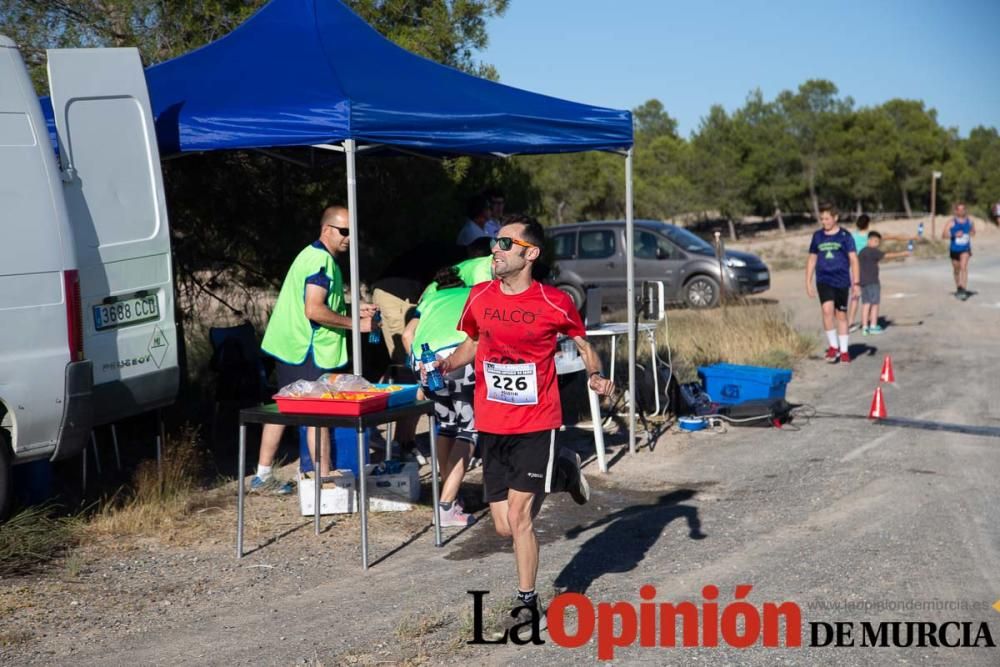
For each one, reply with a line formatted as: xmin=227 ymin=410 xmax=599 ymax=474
xmin=848 ymin=323 xmax=862 ymax=333
xmin=867 ymin=325 xmax=885 ymax=335
xmin=825 ymin=346 xmax=839 ymax=363
xmin=840 ymin=352 xmax=851 ymax=364
xmin=861 ymin=327 xmax=870 ymax=337
xmin=500 ymin=594 xmax=546 ymax=637
xmin=558 ymin=448 xmax=590 ymax=505
xmin=439 ymin=503 xmax=477 ymax=527
xmin=249 ymin=475 xmax=294 ymax=495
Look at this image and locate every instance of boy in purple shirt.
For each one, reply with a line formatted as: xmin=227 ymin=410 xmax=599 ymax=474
xmin=805 ymin=203 xmax=860 ymax=364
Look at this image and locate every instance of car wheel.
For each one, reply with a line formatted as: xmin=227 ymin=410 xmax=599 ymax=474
xmin=556 ymin=284 xmax=585 ymax=310
xmin=685 ymin=275 xmax=720 ymax=309
xmin=0 ymin=429 xmax=12 ymax=522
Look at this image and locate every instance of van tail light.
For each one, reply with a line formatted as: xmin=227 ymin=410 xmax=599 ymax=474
xmin=63 ymin=270 xmax=85 ymax=362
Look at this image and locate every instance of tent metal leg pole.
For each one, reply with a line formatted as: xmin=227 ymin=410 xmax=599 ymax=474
xmin=344 ymin=139 xmax=363 ymax=377
xmin=625 ymin=148 xmax=636 ymax=455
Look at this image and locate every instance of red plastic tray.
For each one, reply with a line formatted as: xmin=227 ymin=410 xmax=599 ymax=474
xmin=274 ymin=393 xmax=389 ymax=416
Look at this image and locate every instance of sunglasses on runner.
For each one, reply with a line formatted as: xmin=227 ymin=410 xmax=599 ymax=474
xmin=490 ymin=236 xmax=535 ymax=251
xmin=325 ymin=224 xmax=350 ymax=236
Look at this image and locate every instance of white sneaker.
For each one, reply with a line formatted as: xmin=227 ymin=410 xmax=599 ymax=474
xmin=439 ymin=503 xmax=476 ymax=527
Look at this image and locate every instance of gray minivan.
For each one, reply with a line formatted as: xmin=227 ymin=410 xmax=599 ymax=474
xmin=0 ymin=39 xmax=179 ymax=517
xmin=547 ymin=220 xmax=770 ymax=309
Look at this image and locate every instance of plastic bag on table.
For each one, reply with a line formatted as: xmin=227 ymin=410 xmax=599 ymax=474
xmin=317 ymin=373 xmax=376 ymax=392
xmin=275 ymin=380 xmax=330 ymax=397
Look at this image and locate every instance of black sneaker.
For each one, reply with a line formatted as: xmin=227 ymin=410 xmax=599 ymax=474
xmin=558 ymin=448 xmax=590 ymax=505
xmin=499 ymin=595 xmax=546 ymax=639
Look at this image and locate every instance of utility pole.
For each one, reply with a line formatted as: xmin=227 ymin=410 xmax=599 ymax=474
xmin=930 ymin=171 xmax=942 ymax=237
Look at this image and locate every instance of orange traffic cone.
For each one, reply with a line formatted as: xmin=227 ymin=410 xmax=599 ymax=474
xmin=868 ymin=386 xmax=887 ymax=420
xmin=880 ymin=356 xmax=895 ymax=384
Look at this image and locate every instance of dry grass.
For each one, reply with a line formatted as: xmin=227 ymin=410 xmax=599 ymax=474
xmin=395 ymin=610 xmax=453 ymax=640
xmin=82 ymin=424 xmax=223 ymax=545
xmin=756 ymin=246 xmax=807 ymax=271
xmin=651 ymin=303 xmax=814 ymax=382
xmin=908 ymin=238 xmax=948 ymax=259
xmin=0 ymin=504 xmax=78 ymax=577
xmin=0 ymin=628 xmax=33 ymax=647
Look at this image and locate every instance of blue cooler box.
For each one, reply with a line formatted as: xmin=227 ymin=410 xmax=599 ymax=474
xmin=375 ymin=384 xmax=419 ymax=407
xmin=697 ymin=363 xmax=792 ymax=405
xmin=299 ymin=427 xmax=370 ymax=478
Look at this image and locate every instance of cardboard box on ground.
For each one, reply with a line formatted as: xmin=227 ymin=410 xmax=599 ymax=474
xmin=296 ymin=462 xmax=420 ymax=516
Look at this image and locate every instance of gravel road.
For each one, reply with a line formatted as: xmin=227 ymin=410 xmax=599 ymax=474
xmin=2 ymin=226 xmax=998 ymax=666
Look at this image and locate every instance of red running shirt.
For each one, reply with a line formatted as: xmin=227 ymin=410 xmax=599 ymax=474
xmin=458 ymin=280 xmax=586 ymax=434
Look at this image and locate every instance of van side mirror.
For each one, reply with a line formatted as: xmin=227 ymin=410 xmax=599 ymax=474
xmin=656 ymin=247 xmax=670 ymax=260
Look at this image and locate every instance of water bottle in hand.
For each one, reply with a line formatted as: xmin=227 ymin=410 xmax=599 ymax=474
xmin=421 ymin=343 xmax=445 ymax=392
xmin=368 ymin=311 xmax=382 ymax=344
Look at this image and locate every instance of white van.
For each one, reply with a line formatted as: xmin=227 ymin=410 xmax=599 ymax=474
xmin=0 ymin=38 xmax=178 ymax=517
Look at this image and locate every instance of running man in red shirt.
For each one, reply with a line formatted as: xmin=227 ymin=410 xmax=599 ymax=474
xmin=434 ymin=215 xmax=615 ymax=616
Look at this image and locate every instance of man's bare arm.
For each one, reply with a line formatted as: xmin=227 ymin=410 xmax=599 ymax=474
xmin=573 ymin=335 xmax=614 ymax=396
xmin=437 ymin=337 xmax=478 ymax=374
xmin=304 ymin=284 xmax=374 ymax=332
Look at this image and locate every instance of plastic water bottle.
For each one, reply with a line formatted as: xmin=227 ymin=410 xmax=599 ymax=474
xmin=368 ymin=311 xmax=382 ymax=344
xmin=907 ymin=240 xmax=915 ymax=252
xmin=917 ymin=222 xmax=924 ymax=238
xmin=421 ymin=343 xmax=445 ymax=392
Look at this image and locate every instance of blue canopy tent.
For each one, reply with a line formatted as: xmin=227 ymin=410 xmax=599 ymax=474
xmin=135 ymin=0 xmax=640 ymax=455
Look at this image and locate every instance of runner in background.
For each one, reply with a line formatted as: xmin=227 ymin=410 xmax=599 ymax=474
xmin=805 ymin=202 xmax=860 ymax=364
xmin=942 ymin=202 xmax=975 ymax=300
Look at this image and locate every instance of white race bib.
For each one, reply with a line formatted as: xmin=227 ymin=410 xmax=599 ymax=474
xmin=484 ymin=361 xmax=538 ymax=405
xmin=954 ymin=232 xmax=969 ymax=246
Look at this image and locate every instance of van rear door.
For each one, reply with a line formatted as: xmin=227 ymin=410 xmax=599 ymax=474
xmin=47 ymin=48 xmax=178 ymax=425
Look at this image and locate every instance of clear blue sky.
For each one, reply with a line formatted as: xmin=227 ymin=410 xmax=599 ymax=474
xmin=481 ymin=0 xmax=1000 ymax=138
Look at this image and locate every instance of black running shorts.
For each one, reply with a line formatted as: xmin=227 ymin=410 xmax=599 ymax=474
xmin=481 ymin=430 xmax=556 ymax=503
xmin=950 ymin=249 xmax=971 ymax=262
xmin=816 ymin=283 xmax=849 ymax=312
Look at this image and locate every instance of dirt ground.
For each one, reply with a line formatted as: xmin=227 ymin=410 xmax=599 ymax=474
xmin=2 ymin=216 xmax=998 ymax=666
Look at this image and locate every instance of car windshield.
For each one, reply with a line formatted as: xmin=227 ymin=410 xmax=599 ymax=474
xmin=661 ymin=225 xmax=715 ymax=255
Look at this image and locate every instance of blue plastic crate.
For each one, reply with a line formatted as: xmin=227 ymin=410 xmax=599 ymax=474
xmin=299 ymin=427 xmax=370 ymax=478
xmin=376 ymin=383 xmax=419 ymax=408
xmin=697 ymin=363 xmax=792 ymax=406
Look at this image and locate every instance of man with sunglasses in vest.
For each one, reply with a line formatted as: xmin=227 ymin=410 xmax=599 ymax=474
xmin=251 ymin=206 xmax=379 ymax=493
xmin=430 ymin=215 xmax=614 ymax=621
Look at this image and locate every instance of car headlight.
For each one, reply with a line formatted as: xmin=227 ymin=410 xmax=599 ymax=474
xmin=724 ymin=257 xmax=747 ymax=268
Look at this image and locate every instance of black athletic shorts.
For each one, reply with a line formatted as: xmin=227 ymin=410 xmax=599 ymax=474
xmin=816 ymin=283 xmax=849 ymax=312
xmin=481 ymin=430 xmax=556 ymax=503
xmin=950 ymin=249 xmax=971 ymax=262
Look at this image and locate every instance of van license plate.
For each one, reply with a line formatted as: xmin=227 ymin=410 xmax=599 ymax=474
xmin=93 ymin=294 xmax=159 ymax=331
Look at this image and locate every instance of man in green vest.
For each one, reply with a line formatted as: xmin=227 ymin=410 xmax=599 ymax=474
xmin=251 ymin=206 xmax=379 ymax=493
xmin=402 ymin=266 xmax=478 ymax=526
